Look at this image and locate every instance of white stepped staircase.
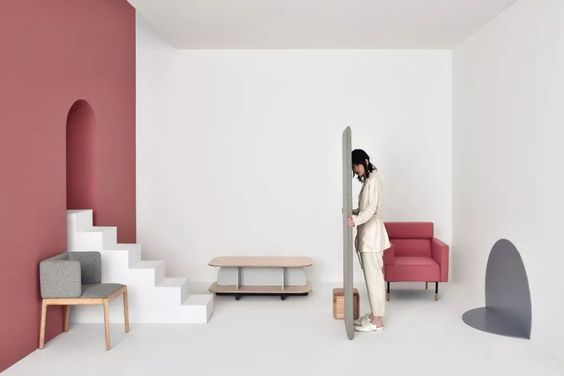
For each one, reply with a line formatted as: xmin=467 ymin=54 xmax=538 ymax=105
xmin=66 ymin=209 xmax=213 ymax=323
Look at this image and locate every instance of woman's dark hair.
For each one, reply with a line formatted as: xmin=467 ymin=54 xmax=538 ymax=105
xmin=352 ymin=149 xmax=377 ymax=182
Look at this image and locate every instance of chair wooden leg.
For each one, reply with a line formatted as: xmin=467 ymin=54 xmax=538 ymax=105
xmin=39 ymin=301 xmax=48 ymax=349
xmin=64 ymin=305 xmax=70 ymax=332
xmin=103 ymin=300 xmax=111 ymax=350
xmin=123 ymin=288 xmax=130 ymax=333
xmin=435 ymin=282 xmax=439 ymax=301
xmin=386 ymin=282 xmax=390 ymax=301
xmin=425 ymin=281 xmax=428 ymax=290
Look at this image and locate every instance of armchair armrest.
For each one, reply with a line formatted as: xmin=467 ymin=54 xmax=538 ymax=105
xmin=40 ymin=254 xmax=82 ymax=298
xmin=383 ymin=244 xmax=395 ymax=265
xmin=431 ymin=238 xmax=449 ymax=282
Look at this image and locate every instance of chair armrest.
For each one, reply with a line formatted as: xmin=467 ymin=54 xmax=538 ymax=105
xmin=431 ymin=238 xmax=449 ymax=282
xmin=383 ymin=244 xmax=395 ymax=265
xmin=68 ymin=251 xmax=101 ymax=284
xmin=40 ymin=257 xmax=82 ymax=298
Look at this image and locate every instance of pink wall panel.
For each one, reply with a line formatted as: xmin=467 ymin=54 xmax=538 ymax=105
xmin=0 ymin=0 xmax=136 ymax=371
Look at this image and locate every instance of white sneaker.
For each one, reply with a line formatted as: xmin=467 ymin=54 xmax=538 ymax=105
xmin=353 ymin=313 xmax=371 ymax=326
xmin=354 ymin=320 xmax=384 ymax=332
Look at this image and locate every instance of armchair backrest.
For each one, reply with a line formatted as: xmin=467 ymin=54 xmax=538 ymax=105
xmin=68 ymin=252 xmax=101 ymax=284
xmin=39 ymin=251 xmax=101 ymax=298
xmin=384 ymin=222 xmax=434 ymax=257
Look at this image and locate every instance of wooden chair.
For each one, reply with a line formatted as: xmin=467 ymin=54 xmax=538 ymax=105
xmin=39 ymin=251 xmax=129 ymax=350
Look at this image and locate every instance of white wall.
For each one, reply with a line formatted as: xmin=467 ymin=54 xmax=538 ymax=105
xmin=453 ymin=0 xmax=564 ymax=360
xmin=136 ymin=15 xmax=452 ymax=284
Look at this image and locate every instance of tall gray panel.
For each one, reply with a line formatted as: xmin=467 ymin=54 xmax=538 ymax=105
xmin=462 ymin=239 xmax=532 ymax=339
xmin=342 ymin=127 xmax=354 ymax=340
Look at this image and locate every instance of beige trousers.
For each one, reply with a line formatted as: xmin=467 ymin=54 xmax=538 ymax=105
xmin=357 ymin=251 xmax=386 ymax=317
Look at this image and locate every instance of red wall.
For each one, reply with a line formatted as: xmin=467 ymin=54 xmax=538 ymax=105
xmin=0 ymin=0 xmax=136 ymax=371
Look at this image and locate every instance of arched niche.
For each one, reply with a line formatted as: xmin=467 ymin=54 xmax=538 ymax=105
xmin=66 ymin=100 xmax=96 ymax=213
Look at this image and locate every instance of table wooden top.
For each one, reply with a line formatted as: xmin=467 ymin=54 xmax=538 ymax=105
xmin=209 ymin=256 xmax=313 ymax=268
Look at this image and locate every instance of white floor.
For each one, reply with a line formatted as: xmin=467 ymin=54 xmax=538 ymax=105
xmin=5 ymin=282 xmax=563 ymax=376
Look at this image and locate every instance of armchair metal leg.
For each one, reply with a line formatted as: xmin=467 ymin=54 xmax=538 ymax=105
xmin=435 ymin=282 xmax=439 ymax=301
xmin=425 ymin=281 xmax=428 ymax=290
xmin=386 ymin=282 xmax=390 ymax=301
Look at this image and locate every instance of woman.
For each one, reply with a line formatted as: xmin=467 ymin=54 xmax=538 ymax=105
xmin=346 ymin=149 xmax=391 ymax=332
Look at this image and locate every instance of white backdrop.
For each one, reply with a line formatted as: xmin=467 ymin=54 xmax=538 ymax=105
xmin=136 ymin=15 xmax=452 ymax=284
xmin=453 ymin=0 xmax=564 ymax=361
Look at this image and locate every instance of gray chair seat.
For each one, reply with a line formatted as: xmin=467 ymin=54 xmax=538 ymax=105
xmin=81 ymin=283 xmax=125 ymax=298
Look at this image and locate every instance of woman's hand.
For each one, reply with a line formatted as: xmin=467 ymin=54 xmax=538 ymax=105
xmin=346 ymin=216 xmax=356 ymax=227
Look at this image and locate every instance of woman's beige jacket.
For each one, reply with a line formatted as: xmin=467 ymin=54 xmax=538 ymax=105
xmin=352 ymin=170 xmax=391 ymax=253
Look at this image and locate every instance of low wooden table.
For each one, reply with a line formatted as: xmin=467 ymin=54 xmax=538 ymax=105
xmin=209 ymin=256 xmax=313 ymax=300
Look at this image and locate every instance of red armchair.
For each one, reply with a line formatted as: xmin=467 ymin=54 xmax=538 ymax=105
xmin=383 ymin=222 xmax=449 ymax=301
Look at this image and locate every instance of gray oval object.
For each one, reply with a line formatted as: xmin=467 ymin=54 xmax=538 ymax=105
xmin=462 ymin=239 xmax=532 ymax=339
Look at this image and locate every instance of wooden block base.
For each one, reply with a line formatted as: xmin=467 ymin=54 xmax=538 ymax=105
xmin=332 ymin=288 xmax=359 ymax=320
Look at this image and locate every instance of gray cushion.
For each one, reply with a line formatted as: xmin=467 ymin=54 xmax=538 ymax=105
xmin=40 ymin=254 xmax=82 ymax=298
xmin=80 ymin=283 xmax=125 ymax=298
xmin=68 ymin=252 xmax=101 ymax=284
xmin=39 ymin=252 xmax=122 ymax=300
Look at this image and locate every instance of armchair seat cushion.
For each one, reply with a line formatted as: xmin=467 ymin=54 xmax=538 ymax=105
xmin=385 ymin=257 xmax=439 ymax=282
xmin=80 ymin=283 xmax=125 ymax=298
